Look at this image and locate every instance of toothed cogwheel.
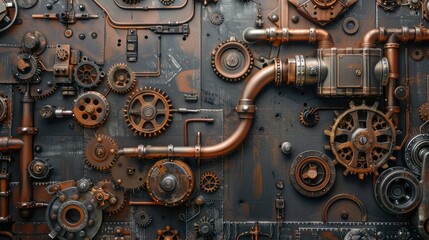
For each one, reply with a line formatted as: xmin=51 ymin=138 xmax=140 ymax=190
xmin=200 ymin=172 xmax=220 ymax=193
xmin=410 ymin=47 xmax=425 ymax=62
xmin=159 ymin=0 xmax=175 ymax=5
xmin=123 ymin=0 xmax=141 ymax=4
xmin=211 ymin=37 xmax=253 ymax=82
xmin=210 ymin=12 xmax=224 ymax=25
xmin=101 ymin=180 xmax=128 ymax=215
xmin=85 ymin=134 xmax=118 ymax=171
xmin=135 ymin=210 xmax=153 ymax=227
xmin=110 ymin=157 xmax=148 ymax=190
xmin=73 ymin=60 xmax=103 ymax=89
xmin=17 ymin=81 xmax=58 ymax=99
xmin=124 ymin=87 xmax=173 ymax=137
xmin=299 ymin=108 xmax=320 ymax=127
xmin=57 ymin=48 xmax=69 ymax=61
xmin=11 ymin=53 xmax=42 ymax=83
xmin=72 ymin=91 xmax=110 ymax=128
xmin=107 ymin=63 xmax=136 ymax=94
xmin=419 ymin=102 xmax=429 ymax=122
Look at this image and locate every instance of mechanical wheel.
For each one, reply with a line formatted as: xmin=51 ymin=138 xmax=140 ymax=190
xmin=16 ymin=80 xmax=58 ymax=99
xmin=135 ymin=210 xmax=152 ymax=227
xmin=0 ymin=96 xmax=7 ymax=122
xmin=289 ymin=150 xmax=336 ymax=197
xmin=84 ymin=134 xmax=118 ymax=171
xmin=299 ymin=108 xmax=320 ymax=127
xmin=160 ymin=0 xmax=175 ymax=5
xmin=374 ymin=167 xmax=422 ymax=215
xmin=210 ymin=12 xmax=224 ymax=25
xmin=200 ymin=172 xmax=220 ymax=194
xmin=107 ymin=63 xmax=136 ymax=94
xmin=101 ymin=180 xmax=127 ymax=215
xmin=194 ymin=217 xmax=215 ymax=239
xmin=325 ymin=101 xmax=396 ymax=179
xmin=110 ymin=157 xmax=147 ymax=190
xmin=73 ymin=60 xmax=103 ymax=89
xmin=404 ymin=134 xmax=429 ymax=175
xmin=124 ymin=87 xmax=173 ymax=137
xmin=11 ymin=53 xmax=41 ymax=83
xmin=73 ymin=91 xmax=109 ymax=128
xmin=146 ymin=159 xmax=194 ymax=207
xmin=419 ymin=102 xmax=429 ymax=121
xmin=211 ymin=37 xmax=253 ymax=82
xmin=410 ymin=47 xmax=425 ymax=62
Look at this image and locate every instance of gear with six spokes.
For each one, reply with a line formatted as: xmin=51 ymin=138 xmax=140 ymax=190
xmin=107 ymin=63 xmax=136 ymax=94
xmin=124 ymin=87 xmax=173 ymax=137
xmin=84 ymin=134 xmax=118 ymax=171
xmin=200 ymin=172 xmax=220 ymax=193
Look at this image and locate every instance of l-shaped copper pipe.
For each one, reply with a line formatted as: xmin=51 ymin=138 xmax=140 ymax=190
xmin=242 ymin=27 xmax=334 ymax=48
xmin=118 ymin=60 xmax=288 ymax=159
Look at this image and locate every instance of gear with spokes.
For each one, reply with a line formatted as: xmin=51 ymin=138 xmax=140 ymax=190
xmin=200 ymin=172 xmax=220 ymax=194
xmin=124 ymin=87 xmax=173 ymax=137
xmin=73 ymin=60 xmax=103 ymax=89
xmin=107 ymin=63 xmax=136 ymax=94
xmin=84 ymin=134 xmax=118 ymax=171
xmin=73 ymin=91 xmax=110 ymax=128
xmin=324 ymin=101 xmax=397 ymax=179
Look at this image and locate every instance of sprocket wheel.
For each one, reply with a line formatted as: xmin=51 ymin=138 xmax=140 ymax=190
xmin=73 ymin=60 xmax=103 ymax=89
xmin=324 ymin=101 xmax=396 ymax=179
xmin=410 ymin=47 xmax=425 ymax=62
xmin=84 ymin=134 xmax=118 ymax=171
xmin=200 ymin=172 xmax=220 ymax=194
xmin=124 ymin=87 xmax=173 ymax=137
xmin=11 ymin=53 xmax=41 ymax=83
xmin=73 ymin=91 xmax=109 ymax=128
xmin=299 ymin=108 xmax=320 ymax=127
xmin=135 ymin=210 xmax=153 ymax=227
xmin=419 ymin=102 xmax=429 ymax=121
xmin=211 ymin=37 xmax=253 ymax=82
xmin=210 ymin=12 xmax=224 ymax=25
xmin=107 ymin=63 xmax=136 ymax=94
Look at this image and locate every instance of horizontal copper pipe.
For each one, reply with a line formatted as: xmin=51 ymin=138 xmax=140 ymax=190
xmin=0 ymin=137 xmax=24 ymax=152
xmin=242 ymin=27 xmax=334 ymax=48
xmin=118 ymin=62 xmax=283 ymax=159
xmin=360 ymin=26 xmax=429 ymax=48
xmin=129 ymin=201 xmax=163 ymax=206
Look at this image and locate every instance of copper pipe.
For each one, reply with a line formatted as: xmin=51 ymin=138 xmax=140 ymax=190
xmin=0 ymin=231 xmax=13 ymax=239
xmin=360 ymin=26 xmax=429 ymax=48
xmin=118 ymin=63 xmax=284 ymax=159
xmin=16 ymin=91 xmax=36 ymax=218
xmin=129 ymin=201 xmax=163 ymax=206
xmin=242 ymin=27 xmax=334 ymax=48
xmin=0 ymin=137 xmax=24 ymax=152
xmin=0 ymin=173 xmax=10 ymax=222
xmin=384 ymin=35 xmax=400 ymax=125
xmin=184 ymin=118 xmax=214 ymax=146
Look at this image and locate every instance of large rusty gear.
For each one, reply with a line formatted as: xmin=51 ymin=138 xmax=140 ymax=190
xmin=110 ymin=157 xmax=147 ymax=190
xmin=73 ymin=60 xmax=103 ymax=89
xmin=11 ymin=53 xmax=41 ymax=83
xmin=84 ymin=134 xmax=118 ymax=171
xmin=124 ymin=87 xmax=173 ymax=137
xmin=211 ymin=37 xmax=253 ymax=82
xmin=289 ymin=150 xmax=336 ymax=197
xmin=419 ymin=102 xmax=429 ymax=121
xmin=73 ymin=91 xmax=110 ymax=128
xmin=0 ymin=96 xmax=7 ymax=122
xmin=101 ymin=180 xmax=128 ymax=215
xmin=16 ymin=80 xmax=58 ymax=99
xmin=200 ymin=172 xmax=220 ymax=194
xmin=107 ymin=63 xmax=136 ymax=94
xmin=324 ymin=101 xmax=396 ymax=179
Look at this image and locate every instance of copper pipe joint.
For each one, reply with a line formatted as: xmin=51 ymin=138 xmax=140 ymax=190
xmin=0 ymin=137 xmax=24 ymax=152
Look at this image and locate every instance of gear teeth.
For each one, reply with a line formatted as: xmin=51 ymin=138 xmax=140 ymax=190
xmin=135 ymin=210 xmax=153 ymax=227
xmin=84 ymin=134 xmax=118 ymax=171
xmin=107 ymin=63 xmax=136 ymax=94
xmin=410 ymin=47 xmax=425 ymax=62
xmin=122 ymin=0 xmax=141 ymax=4
xmin=160 ymin=0 xmax=175 ymax=5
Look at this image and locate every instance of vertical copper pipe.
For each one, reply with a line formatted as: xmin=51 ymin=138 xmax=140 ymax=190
xmin=384 ymin=35 xmax=400 ymax=124
xmin=0 ymin=173 xmax=9 ymax=222
xmin=16 ymin=91 xmax=35 ymax=218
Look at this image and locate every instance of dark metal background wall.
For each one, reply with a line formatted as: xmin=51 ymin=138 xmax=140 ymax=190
xmin=1 ymin=0 xmax=429 ymax=239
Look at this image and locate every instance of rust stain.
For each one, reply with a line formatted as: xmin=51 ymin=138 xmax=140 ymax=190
xmin=253 ymin=144 xmax=263 ymax=199
xmin=175 ymin=69 xmax=198 ymax=93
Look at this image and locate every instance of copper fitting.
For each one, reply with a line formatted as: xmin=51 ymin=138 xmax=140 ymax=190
xmin=0 ymin=137 xmax=24 ymax=152
xmin=360 ymin=26 xmax=429 ymax=48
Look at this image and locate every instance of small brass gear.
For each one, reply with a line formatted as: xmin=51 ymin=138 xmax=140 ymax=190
xmin=84 ymin=134 xmax=118 ymax=171
xmin=210 ymin=12 xmax=224 ymax=25
xmin=211 ymin=37 xmax=253 ymax=82
xmin=160 ymin=0 xmax=175 ymax=5
xmin=200 ymin=172 xmax=220 ymax=193
xmin=73 ymin=91 xmax=110 ymax=128
xmin=73 ymin=60 xmax=103 ymax=89
xmin=410 ymin=47 xmax=425 ymax=62
xmin=419 ymin=102 xmax=429 ymax=121
xmin=107 ymin=63 xmax=136 ymax=94
xmin=56 ymin=48 xmax=69 ymax=61
xmin=11 ymin=53 xmax=42 ymax=83
xmin=124 ymin=87 xmax=173 ymax=137
xmin=299 ymin=108 xmax=320 ymax=127
xmin=135 ymin=210 xmax=153 ymax=227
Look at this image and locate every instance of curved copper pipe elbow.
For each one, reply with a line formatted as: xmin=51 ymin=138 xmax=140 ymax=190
xmin=315 ymin=29 xmax=334 ymax=48
xmin=360 ymin=28 xmax=383 ymax=48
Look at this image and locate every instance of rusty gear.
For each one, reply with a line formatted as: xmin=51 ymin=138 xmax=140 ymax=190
xmin=290 ymin=150 xmax=336 ymax=197
xmin=156 ymin=226 xmax=180 ymax=240
xmin=73 ymin=91 xmax=110 ymax=128
xmin=210 ymin=12 xmax=224 ymax=25
xmin=410 ymin=47 xmax=425 ymax=62
xmin=377 ymin=0 xmax=400 ymax=11
xmin=124 ymin=87 xmax=173 ymax=137
xmin=135 ymin=210 xmax=152 ymax=227
xmin=0 ymin=96 xmax=7 ymax=122
xmin=57 ymin=48 xmax=69 ymax=61
xmin=160 ymin=0 xmax=175 ymax=5
xmin=107 ymin=63 xmax=136 ymax=94
xmin=194 ymin=217 xmax=215 ymax=239
xmin=16 ymin=80 xmax=58 ymax=99
xmin=200 ymin=172 xmax=220 ymax=194
xmin=73 ymin=60 xmax=103 ymax=89
xmin=84 ymin=134 xmax=118 ymax=171
xmin=324 ymin=101 xmax=396 ymax=179
xmin=299 ymin=108 xmax=320 ymax=127
xmin=211 ymin=37 xmax=253 ymax=82
xmin=11 ymin=53 xmax=41 ymax=83
xmin=110 ymin=157 xmax=147 ymax=190
xmin=123 ymin=0 xmax=141 ymax=4
xmin=419 ymin=102 xmax=429 ymax=121
xmin=101 ymin=180 xmax=127 ymax=214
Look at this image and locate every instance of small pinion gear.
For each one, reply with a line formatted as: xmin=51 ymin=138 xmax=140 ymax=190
xmin=135 ymin=210 xmax=153 ymax=227
xmin=84 ymin=134 xmax=118 ymax=171
xmin=107 ymin=63 xmax=136 ymax=94
xmin=210 ymin=12 xmax=224 ymax=25
xmin=299 ymin=108 xmax=320 ymax=127
xmin=419 ymin=102 xmax=429 ymax=122
xmin=410 ymin=47 xmax=425 ymax=62
xmin=200 ymin=172 xmax=220 ymax=193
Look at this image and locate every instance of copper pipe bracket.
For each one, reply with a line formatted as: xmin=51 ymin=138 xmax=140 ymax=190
xmin=16 ymin=127 xmax=38 ymax=135
xmin=236 ymin=99 xmax=256 ymax=119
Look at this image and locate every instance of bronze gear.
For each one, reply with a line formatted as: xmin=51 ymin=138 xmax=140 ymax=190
xmin=299 ymin=108 xmax=320 ymax=127
xmin=57 ymin=47 xmax=69 ymax=61
xmin=200 ymin=172 xmax=220 ymax=194
xmin=11 ymin=53 xmax=41 ymax=83
xmin=107 ymin=63 xmax=136 ymax=94
xmin=110 ymin=157 xmax=147 ymax=190
xmin=73 ymin=60 xmax=103 ymax=89
xmin=73 ymin=91 xmax=110 ymax=128
xmin=419 ymin=102 xmax=429 ymax=121
xmin=211 ymin=37 xmax=253 ymax=82
xmin=84 ymin=134 xmax=118 ymax=171
xmin=124 ymin=87 xmax=173 ymax=137
xmin=135 ymin=210 xmax=153 ymax=227
xmin=324 ymin=101 xmax=396 ymax=179
xmin=410 ymin=47 xmax=425 ymax=62
xmin=156 ymin=226 xmax=180 ymax=240
xmin=289 ymin=150 xmax=336 ymax=197
xmin=101 ymin=180 xmax=128 ymax=215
